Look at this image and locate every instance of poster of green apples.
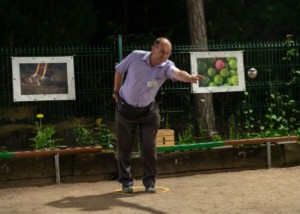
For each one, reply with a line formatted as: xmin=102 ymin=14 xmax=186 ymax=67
xmin=190 ymin=51 xmax=246 ymax=93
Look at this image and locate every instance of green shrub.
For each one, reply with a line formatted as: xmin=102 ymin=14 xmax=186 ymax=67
xmin=73 ymin=118 xmax=116 ymax=149
xmin=30 ymin=114 xmax=62 ymax=150
xmin=178 ymin=125 xmax=194 ymax=144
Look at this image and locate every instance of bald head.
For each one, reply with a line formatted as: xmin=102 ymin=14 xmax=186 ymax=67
xmin=152 ymin=37 xmax=172 ymax=48
xmin=150 ymin=37 xmax=172 ymax=67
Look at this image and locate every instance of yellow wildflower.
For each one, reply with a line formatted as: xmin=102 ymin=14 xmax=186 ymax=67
xmin=36 ymin=114 xmax=44 ymax=119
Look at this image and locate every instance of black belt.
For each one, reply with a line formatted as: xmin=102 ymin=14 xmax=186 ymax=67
xmin=117 ymin=98 xmax=153 ymax=119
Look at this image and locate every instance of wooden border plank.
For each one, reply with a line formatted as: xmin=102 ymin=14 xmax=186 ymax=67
xmin=224 ymin=136 xmax=299 ymax=146
xmin=0 ymin=146 xmax=103 ymax=159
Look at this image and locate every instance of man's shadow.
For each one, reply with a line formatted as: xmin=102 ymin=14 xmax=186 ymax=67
xmin=46 ymin=191 xmax=166 ymax=214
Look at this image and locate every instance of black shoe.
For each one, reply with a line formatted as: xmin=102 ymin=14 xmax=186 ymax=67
xmin=122 ymin=185 xmax=133 ymax=193
xmin=145 ymin=185 xmax=156 ymax=193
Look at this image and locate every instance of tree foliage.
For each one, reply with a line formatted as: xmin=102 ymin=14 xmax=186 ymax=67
xmin=205 ymin=0 xmax=300 ymax=42
xmin=1 ymin=0 xmax=300 ymax=46
xmin=0 ymin=0 xmax=97 ymax=46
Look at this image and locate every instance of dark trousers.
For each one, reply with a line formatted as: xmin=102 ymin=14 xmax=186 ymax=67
xmin=115 ymin=102 xmax=160 ymax=187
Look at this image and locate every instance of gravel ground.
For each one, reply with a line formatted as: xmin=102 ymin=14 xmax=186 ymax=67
xmin=1 ymin=166 xmax=300 ymax=214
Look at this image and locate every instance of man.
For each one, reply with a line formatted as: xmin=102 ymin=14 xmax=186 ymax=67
xmin=113 ymin=37 xmax=204 ymax=193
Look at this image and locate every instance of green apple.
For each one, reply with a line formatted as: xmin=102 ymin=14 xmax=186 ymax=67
xmin=220 ymin=68 xmax=229 ymax=77
xmin=229 ymin=59 xmax=237 ymax=69
xmin=226 ymin=77 xmax=232 ymax=85
xmin=227 ymin=57 xmax=235 ymax=61
xmin=207 ymin=67 xmax=216 ymax=77
xmin=214 ymin=74 xmax=224 ymax=85
xmin=230 ymin=69 xmax=237 ymax=76
xmin=209 ymin=82 xmax=217 ymax=87
xmin=231 ymin=75 xmax=239 ymax=86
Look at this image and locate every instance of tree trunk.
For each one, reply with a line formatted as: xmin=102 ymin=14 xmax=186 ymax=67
xmin=186 ymin=0 xmax=216 ymax=139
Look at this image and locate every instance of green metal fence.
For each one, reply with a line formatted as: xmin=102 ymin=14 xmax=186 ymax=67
xmin=0 ymin=39 xmax=299 ymax=151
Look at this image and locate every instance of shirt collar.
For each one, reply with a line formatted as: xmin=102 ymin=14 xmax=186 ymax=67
xmin=143 ymin=52 xmax=167 ymax=68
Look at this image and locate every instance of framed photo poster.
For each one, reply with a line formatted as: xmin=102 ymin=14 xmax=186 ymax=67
xmin=190 ymin=51 xmax=246 ymax=93
xmin=12 ymin=56 xmax=76 ymax=102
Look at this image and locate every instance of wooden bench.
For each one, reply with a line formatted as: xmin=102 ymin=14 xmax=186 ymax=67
xmin=156 ymin=136 xmax=299 ymax=169
xmin=0 ymin=146 xmax=103 ymax=184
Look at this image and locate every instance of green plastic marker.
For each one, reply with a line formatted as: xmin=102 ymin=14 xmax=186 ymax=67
xmin=0 ymin=152 xmax=14 ymax=159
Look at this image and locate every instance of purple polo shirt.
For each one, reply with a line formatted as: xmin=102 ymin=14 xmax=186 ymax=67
xmin=115 ymin=50 xmax=179 ymax=107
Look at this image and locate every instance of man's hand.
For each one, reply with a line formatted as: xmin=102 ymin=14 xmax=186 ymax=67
xmin=172 ymin=70 xmax=205 ymax=83
xmin=190 ymin=75 xmax=205 ymax=84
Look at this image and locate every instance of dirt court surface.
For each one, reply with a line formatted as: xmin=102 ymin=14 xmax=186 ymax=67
xmin=1 ymin=166 xmax=300 ymax=214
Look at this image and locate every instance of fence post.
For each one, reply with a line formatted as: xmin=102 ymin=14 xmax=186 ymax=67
xmin=117 ymin=35 xmax=123 ymax=62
